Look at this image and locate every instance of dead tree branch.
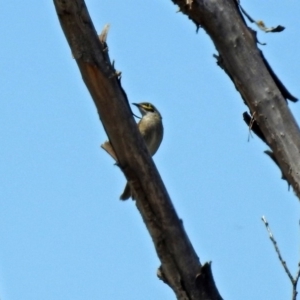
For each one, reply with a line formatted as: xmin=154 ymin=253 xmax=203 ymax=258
xmin=53 ymin=0 xmax=222 ymax=299
xmin=261 ymin=216 xmax=300 ymax=300
xmin=172 ymin=0 xmax=300 ymax=198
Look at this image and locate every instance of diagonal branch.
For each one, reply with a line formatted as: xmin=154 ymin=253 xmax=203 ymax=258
xmin=172 ymin=0 xmax=300 ymax=199
xmin=53 ymin=0 xmax=222 ymax=299
xmin=262 ymin=216 xmax=300 ymax=300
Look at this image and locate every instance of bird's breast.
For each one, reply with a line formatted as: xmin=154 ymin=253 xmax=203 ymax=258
xmin=139 ymin=114 xmax=163 ymax=156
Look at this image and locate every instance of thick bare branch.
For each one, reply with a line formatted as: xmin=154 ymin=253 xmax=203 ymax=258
xmin=53 ymin=0 xmax=222 ymax=299
xmin=172 ymin=0 xmax=300 ymax=198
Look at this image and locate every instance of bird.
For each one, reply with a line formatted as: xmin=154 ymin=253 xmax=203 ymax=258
xmin=101 ymin=102 xmax=163 ymax=200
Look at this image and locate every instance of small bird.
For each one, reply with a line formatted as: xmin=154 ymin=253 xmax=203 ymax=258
xmin=121 ymin=102 xmax=163 ymax=200
xmin=102 ymin=102 xmax=163 ymax=200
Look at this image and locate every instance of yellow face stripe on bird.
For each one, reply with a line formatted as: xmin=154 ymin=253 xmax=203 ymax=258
xmin=141 ymin=103 xmax=154 ymax=112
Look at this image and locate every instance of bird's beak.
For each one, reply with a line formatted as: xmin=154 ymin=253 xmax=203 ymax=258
xmin=131 ymin=103 xmax=142 ymax=119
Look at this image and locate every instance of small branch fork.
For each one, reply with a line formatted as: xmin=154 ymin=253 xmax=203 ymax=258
xmin=261 ymin=216 xmax=300 ymax=300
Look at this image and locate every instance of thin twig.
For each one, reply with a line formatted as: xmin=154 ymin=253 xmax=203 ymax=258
xmin=261 ymin=216 xmax=300 ymax=300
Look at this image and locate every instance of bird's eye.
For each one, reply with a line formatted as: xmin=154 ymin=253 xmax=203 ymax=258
xmin=145 ymin=104 xmax=154 ymax=112
xmin=140 ymin=103 xmax=155 ymax=112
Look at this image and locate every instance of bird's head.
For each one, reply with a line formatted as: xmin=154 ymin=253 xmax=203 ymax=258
xmin=132 ymin=102 xmax=161 ymax=117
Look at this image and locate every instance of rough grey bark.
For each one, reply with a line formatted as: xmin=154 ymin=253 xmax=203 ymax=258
xmin=172 ymin=0 xmax=300 ymax=198
xmin=53 ymin=0 xmax=222 ymax=299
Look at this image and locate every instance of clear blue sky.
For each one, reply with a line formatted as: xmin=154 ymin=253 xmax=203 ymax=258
xmin=1 ymin=1 xmax=300 ymax=299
